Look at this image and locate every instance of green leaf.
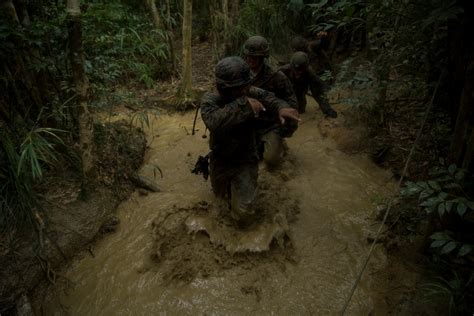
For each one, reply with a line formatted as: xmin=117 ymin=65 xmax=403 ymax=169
xmin=445 ymin=201 xmax=454 ymax=212
xmin=457 ymin=244 xmax=472 ymax=257
xmin=439 ymin=157 xmax=445 ymax=165
xmin=404 ymin=182 xmax=422 ymax=195
xmin=425 ymin=204 xmax=436 ymax=214
xmin=440 ymin=241 xmax=457 ymax=254
xmin=457 ymin=203 xmax=467 ymax=217
xmin=448 ymin=164 xmax=456 ymax=175
xmin=431 ymin=239 xmax=448 ymax=248
xmin=467 ymin=201 xmax=474 ymax=210
xmin=455 ymin=170 xmax=465 ymax=180
xmin=420 ymin=189 xmax=434 ymax=200
xmin=438 ymin=192 xmax=448 ymax=200
xmin=430 ymin=231 xmax=451 ymax=240
xmin=418 ymin=181 xmax=430 ymax=189
xmin=438 ymin=203 xmax=446 ymax=217
xmin=444 ymin=183 xmax=461 ymax=190
xmin=420 ymin=197 xmax=440 ymax=207
xmin=428 ymin=181 xmax=441 ymax=191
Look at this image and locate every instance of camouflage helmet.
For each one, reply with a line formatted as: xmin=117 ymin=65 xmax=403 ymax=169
xmin=215 ymin=56 xmax=252 ymax=90
xmin=290 ymin=52 xmax=310 ymax=69
xmin=243 ymin=36 xmax=270 ymax=57
xmin=290 ymin=36 xmax=308 ymax=52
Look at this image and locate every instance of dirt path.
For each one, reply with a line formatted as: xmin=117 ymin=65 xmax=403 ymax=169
xmin=37 ymin=95 xmax=398 ymax=314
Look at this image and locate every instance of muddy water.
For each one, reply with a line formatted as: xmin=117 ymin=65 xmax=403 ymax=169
xmin=45 ymin=99 xmax=396 ymax=315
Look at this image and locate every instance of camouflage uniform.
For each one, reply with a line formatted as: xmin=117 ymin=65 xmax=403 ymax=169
xmin=243 ymin=36 xmax=298 ymax=165
xmin=251 ymin=63 xmax=298 ymax=137
xmin=251 ymin=63 xmax=297 ymax=109
xmin=201 ymin=57 xmax=290 ymax=220
xmin=280 ymin=52 xmax=337 ymax=116
xmin=290 ymin=36 xmax=332 ymax=77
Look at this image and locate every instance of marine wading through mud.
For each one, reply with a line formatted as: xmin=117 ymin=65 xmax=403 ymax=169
xmin=33 ymin=92 xmax=400 ymax=314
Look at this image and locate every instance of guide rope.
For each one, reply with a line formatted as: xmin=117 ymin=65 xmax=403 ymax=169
xmin=340 ymin=70 xmax=444 ymax=315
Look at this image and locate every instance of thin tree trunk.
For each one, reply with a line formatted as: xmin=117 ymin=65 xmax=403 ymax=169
xmin=225 ymin=0 xmax=239 ymax=55
xmin=3 ymin=0 xmax=20 ymax=23
xmin=209 ymin=1 xmax=220 ymax=61
xmin=230 ymin=1 xmax=239 ymax=27
xmin=222 ymin=0 xmax=229 ymax=52
xmin=462 ymin=128 xmax=474 ymax=170
xmin=180 ymin=0 xmax=192 ymax=99
xmin=166 ymin=0 xmax=176 ymax=74
xmin=146 ymin=0 xmax=162 ymax=29
xmin=3 ymin=0 xmax=45 ymax=114
xmin=449 ymin=55 xmax=474 ymax=165
xmin=66 ymin=0 xmax=94 ymax=179
xmin=375 ymin=13 xmax=401 ymax=125
xmin=15 ymin=0 xmax=31 ymax=26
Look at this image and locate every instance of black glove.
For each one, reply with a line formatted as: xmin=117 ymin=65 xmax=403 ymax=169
xmin=191 ymin=155 xmax=210 ymax=180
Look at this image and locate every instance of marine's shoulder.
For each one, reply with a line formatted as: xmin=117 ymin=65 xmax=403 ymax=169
xmin=201 ymin=90 xmax=221 ymax=104
xmin=274 ymin=68 xmax=290 ymax=80
xmin=278 ymin=64 xmax=292 ymax=73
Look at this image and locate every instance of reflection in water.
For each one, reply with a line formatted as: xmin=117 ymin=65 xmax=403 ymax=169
xmin=45 ymin=99 xmax=395 ymax=315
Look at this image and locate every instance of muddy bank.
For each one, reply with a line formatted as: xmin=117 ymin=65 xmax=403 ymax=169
xmin=34 ymin=98 xmax=401 ymax=315
xmin=0 ymin=122 xmax=146 ymax=314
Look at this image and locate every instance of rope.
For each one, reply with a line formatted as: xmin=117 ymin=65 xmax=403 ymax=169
xmin=340 ymin=70 xmax=444 ymax=315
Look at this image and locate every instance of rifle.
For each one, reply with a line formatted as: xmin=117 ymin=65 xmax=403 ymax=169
xmin=191 ymin=154 xmax=209 ymax=180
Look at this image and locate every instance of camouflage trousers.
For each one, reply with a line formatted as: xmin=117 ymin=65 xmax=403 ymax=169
xmin=209 ymin=157 xmax=258 ymax=221
xmin=295 ymin=88 xmax=332 ymax=114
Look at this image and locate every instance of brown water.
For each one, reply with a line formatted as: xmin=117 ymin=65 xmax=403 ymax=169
xmin=44 ymin=99 xmax=396 ymax=315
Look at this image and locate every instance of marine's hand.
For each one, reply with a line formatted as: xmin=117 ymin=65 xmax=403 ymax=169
xmin=247 ymin=97 xmax=266 ymax=117
xmin=278 ymin=108 xmax=300 ymax=125
xmin=317 ymin=31 xmax=328 ymax=38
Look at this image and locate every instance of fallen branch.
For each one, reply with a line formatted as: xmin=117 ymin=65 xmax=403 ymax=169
xmin=131 ymin=173 xmax=161 ymax=192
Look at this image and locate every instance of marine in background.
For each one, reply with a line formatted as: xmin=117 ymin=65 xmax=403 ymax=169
xmin=242 ymin=35 xmax=298 ymax=166
xmin=280 ymin=51 xmax=337 ymax=118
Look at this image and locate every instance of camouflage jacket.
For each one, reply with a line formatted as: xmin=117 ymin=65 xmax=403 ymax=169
xmin=251 ymin=63 xmax=297 ymax=109
xmin=307 ymin=40 xmax=332 ymax=74
xmin=280 ymin=64 xmax=331 ymax=112
xmin=201 ymin=86 xmax=288 ymax=163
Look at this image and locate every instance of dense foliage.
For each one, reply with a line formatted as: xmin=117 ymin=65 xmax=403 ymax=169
xmin=0 ymin=0 xmax=171 ymax=231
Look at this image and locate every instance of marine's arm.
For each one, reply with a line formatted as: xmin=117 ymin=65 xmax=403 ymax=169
xmin=248 ymin=87 xmax=300 ymax=124
xmin=248 ymin=86 xmax=287 ymax=113
xmin=273 ymin=71 xmax=298 ymax=109
xmin=200 ymin=92 xmax=254 ymax=132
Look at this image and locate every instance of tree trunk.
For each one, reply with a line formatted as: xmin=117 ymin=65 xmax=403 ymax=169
xmin=3 ymin=0 xmax=45 ymax=115
xmin=224 ymin=0 xmax=239 ymax=55
xmin=146 ymin=0 xmax=162 ymax=29
xmin=66 ymin=0 xmax=94 ymax=179
xmin=230 ymin=1 xmax=239 ymax=27
xmin=374 ymin=14 xmax=401 ymax=125
xmin=3 ymin=0 xmax=20 ymax=23
xmin=449 ymin=53 xmax=474 ymax=166
xmin=166 ymin=0 xmax=176 ymax=74
xmin=179 ymin=0 xmax=192 ymax=99
xmin=222 ymin=0 xmax=229 ymax=48
xmin=462 ymin=127 xmax=474 ymax=170
xmin=15 ymin=0 xmax=31 ymax=26
xmin=209 ymin=1 xmax=220 ymax=61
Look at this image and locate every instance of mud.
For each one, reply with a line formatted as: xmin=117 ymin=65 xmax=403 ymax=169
xmin=150 ymin=171 xmax=299 ymax=283
xmin=0 ymin=122 xmax=145 ymax=314
xmin=37 ymin=97 xmax=398 ymax=315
